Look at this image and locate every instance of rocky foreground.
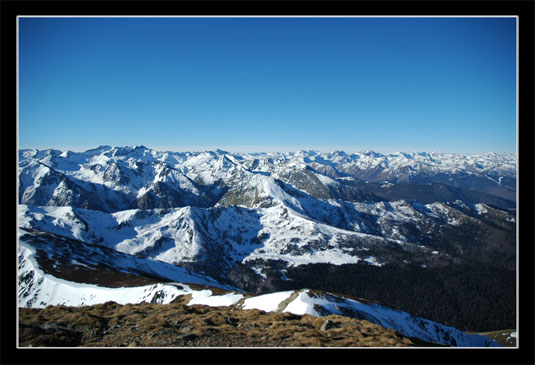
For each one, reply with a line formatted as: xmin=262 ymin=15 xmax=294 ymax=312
xmin=19 ymin=297 xmax=438 ymax=347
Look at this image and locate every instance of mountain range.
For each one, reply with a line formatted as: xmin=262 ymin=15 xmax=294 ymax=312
xmin=18 ymin=146 xmax=517 ymax=339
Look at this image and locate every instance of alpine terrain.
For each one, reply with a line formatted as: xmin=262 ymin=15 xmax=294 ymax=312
xmin=18 ymin=146 xmax=517 ymax=346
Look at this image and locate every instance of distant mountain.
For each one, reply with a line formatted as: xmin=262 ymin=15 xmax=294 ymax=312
xmin=18 ymin=147 xmax=516 ymax=213
xmin=18 ymin=228 xmax=499 ymax=347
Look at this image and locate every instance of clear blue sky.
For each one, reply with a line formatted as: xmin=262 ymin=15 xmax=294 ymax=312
xmin=18 ymin=17 xmax=517 ymax=154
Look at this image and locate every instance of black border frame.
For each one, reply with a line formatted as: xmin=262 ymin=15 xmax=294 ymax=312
xmin=2 ymin=1 xmax=533 ymax=364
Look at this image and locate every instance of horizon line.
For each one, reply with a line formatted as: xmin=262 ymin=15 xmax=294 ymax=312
xmin=17 ymin=144 xmax=517 ymax=156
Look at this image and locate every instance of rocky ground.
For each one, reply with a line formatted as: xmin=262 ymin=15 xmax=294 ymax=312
xmin=18 ymin=297 xmax=438 ymax=347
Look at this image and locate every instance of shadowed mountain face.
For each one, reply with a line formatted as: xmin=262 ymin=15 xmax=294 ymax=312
xmin=18 ymin=147 xmax=516 ymax=333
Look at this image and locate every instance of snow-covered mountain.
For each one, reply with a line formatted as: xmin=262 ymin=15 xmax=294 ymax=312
xmin=17 ymin=147 xmax=516 ymax=274
xmin=18 ymin=196 xmax=515 ymax=282
xmin=17 ymin=146 xmax=517 ymax=333
xmin=18 ymin=228 xmax=499 ymax=347
xmin=19 ymin=146 xmax=516 ymax=213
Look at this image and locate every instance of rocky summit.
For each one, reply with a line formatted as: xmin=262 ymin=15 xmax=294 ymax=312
xmin=18 ymin=300 xmax=441 ymax=348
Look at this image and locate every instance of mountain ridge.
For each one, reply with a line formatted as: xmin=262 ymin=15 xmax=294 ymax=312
xmin=18 ymin=146 xmax=517 ymax=334
xmin=19 ymin=147 xmax=516 ymax=209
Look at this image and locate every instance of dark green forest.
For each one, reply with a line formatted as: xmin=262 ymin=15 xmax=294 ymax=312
xmin=279 ymin=262 xmax=515 ymax=332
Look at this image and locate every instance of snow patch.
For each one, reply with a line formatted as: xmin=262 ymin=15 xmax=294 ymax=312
xmin=242 ymin=291 xmax=294 ymax=312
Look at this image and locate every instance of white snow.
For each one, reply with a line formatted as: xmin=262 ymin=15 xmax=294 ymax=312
xmin=475 ymin=203 xmax=488 ymax=215
xmin=241 ymin=291 xmax=294 ymax=312
xmin=313 ymin=172 xmax=338 ymax=187
xmin=282 ymin=290 xmax=337 ymax=317
xmin=188 ymin=290 xmax=244 ymax=307
xmin=364 ymin=256 xmax=382 ymax=266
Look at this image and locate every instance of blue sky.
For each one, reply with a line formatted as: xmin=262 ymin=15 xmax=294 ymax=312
xmin=18 ymin=17 xmax=517 ymax=154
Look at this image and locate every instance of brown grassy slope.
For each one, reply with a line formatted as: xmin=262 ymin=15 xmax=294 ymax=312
xmin=18 ymin=298 xmax=439 ymax=347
